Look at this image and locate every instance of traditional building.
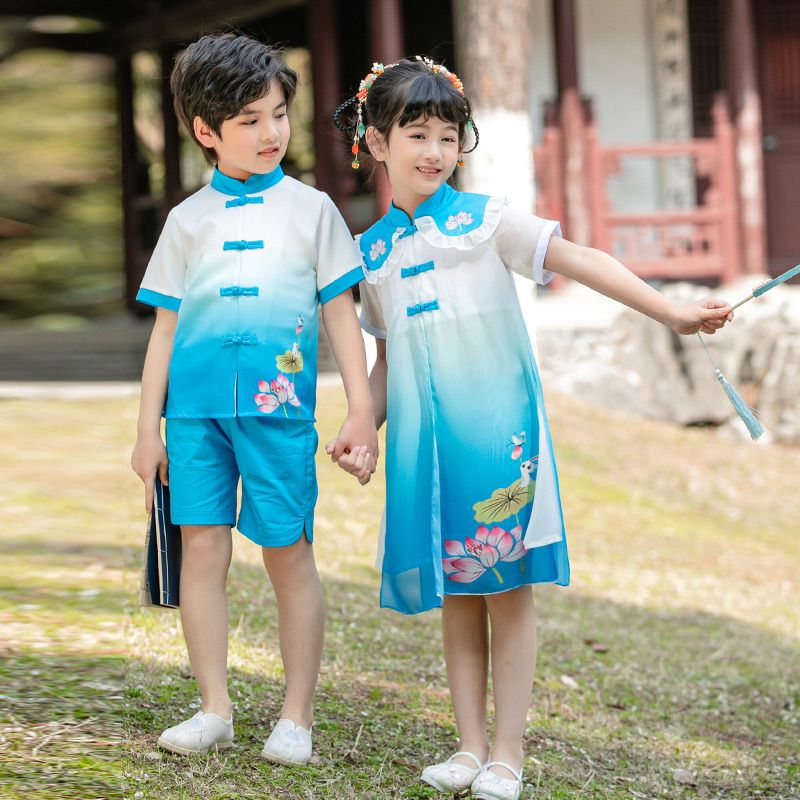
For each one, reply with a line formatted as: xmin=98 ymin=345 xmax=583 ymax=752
xmin=3 ymin=0 xmax=797 ymax=314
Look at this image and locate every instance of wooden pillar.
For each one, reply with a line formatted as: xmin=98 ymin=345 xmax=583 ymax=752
xmin=116 ymin=54 xmax=140 ymax=313
xmin=309 ymin=0 xmax=347 ymax=210
xmin=369 ymin=0 xmax=403 ymax=214
xmin=724 ymin=0 xmax=767 ymax=274
xmin=553 ymin=0 xmax=589 ymax=245
xmin=161 ymin=47 xmax=182 ymax=214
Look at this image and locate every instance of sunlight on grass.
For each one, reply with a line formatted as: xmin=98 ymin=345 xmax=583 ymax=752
xmin=1 ymin=388 xmax=797 ymax=799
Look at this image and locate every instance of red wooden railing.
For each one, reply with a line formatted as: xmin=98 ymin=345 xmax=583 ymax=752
xmin=534 ymin=94 xmax=742 ymax=283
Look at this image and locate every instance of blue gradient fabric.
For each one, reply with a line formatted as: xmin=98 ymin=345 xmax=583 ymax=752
xmin=137 ymin=166 xmax=362 ymax=420
xmin=359 ymin=183 xmax=570 ymax=615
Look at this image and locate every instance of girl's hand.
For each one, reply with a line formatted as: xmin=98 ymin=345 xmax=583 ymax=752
xmin=670 ymin=298 xmax=733 ymax=335
xmin=131 ymin=432 xmax=169 ymax=513
xmin=326 ymin=410 xmax=379 ymax=485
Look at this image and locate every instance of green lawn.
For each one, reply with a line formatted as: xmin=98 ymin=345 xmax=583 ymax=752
xmin=1 ymin=388 xmax=798 ymax=799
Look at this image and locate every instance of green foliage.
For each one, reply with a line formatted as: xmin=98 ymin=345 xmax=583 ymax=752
xmin=0 ymin=47 xmax=121 ymax=320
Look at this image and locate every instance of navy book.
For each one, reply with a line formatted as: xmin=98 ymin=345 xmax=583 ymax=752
xmin=139 ymin=476 xmax=181 ymax=609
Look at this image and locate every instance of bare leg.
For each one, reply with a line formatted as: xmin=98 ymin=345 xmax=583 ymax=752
xmin=262 ymin=535 xmax=324 ymax=729
xmin=442 ymin=594 xmax=490 ymax=766
xmin=179 ymin=524 xmax=233 ymax=718
xmin=485 ymin=586 xmax=537 ymax=777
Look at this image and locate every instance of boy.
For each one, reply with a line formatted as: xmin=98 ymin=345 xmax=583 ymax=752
xmin=131 ymin=32 xmax=377 ymax=763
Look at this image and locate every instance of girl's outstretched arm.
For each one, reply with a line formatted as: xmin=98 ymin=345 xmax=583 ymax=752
xmin=131 ymin=307 xmax=176 ymax=512
xmin=322 ymin=290 xmax=378 ymax=483
xmin=544 ymin=237 xmax=733 ymax=334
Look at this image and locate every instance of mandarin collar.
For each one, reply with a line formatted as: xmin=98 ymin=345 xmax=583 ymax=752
xmin=211 ymin=165 xmax=285 ymax=197
xmin=385 ymin=182 xmax=457 ymax=227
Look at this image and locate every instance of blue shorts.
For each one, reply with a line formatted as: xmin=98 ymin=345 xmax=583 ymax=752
xmin=165 ymin=417 xmax=318 ymax=547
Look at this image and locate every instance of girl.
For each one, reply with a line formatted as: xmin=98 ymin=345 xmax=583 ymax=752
xmin=330 ymin=57 xmax=732 ymax=800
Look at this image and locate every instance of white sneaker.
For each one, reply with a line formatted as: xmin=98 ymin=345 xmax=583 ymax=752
xmin=157 ymin=711 xmax=234 ymax=755
xmin=261 ymin=718 xmax=312 ymax=765
xmin=420 ymin=751 xmax=483 ymax=795
xmin=471 ymin=761 xmax=524 ymax=800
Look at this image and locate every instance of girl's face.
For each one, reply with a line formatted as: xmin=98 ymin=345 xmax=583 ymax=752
xmin=369 ymin=114 xmax=462 ymax=214
xmin=193 ymin=84 xmax=290 ymax=180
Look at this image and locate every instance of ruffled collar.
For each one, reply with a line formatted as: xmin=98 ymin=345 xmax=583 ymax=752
xmin=211 ymin=165 xmax=285 ymax=197
xmin=358 ymin=183 xmax=501 ymax=281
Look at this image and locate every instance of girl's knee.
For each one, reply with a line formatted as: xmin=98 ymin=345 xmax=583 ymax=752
xmin=486 ymin=586 xmax=534 ymax=614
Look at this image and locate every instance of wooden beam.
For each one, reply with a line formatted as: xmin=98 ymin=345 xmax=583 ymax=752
xmin=369 ymin=0 xmax=403 ymax=215
xmin=723 ymin=0 xmax=767 ymax=274
xmin=308 ymin=0 xmax=346 ymax=208
xmin=5 ymin=30 xmax=108 ymax=55
xmin=160 ymin=46 xmax=183 ymax=212
xmin=111 ymin=0 xmax=307 ymax=52
xmin=552 ymin=0 xmax=589 ymax=245
xmin=2 ymin=0 xmax=309 ymax=54
xmin=0 ymin=1 xmax=116 ymax=18
xmin=115 ymin=53 xmax=141 ymax=313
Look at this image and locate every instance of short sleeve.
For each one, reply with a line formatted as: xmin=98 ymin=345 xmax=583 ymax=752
xmin=316 ymin=195 xmax=364 ymax=304
xmin=359 ymin=279 xmax=387 ymax=339
xmin=493 ymin=205 xmax=562 ymax=285
xmin=136 ymin=210 xmax=186 ymax=311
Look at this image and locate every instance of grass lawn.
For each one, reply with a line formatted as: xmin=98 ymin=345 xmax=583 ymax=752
xmin=0 ymin=387 xmax=798 ymax=799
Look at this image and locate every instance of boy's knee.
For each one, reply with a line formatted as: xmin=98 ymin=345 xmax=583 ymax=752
xmin=181 ymin=525 xmax=230 ymax=562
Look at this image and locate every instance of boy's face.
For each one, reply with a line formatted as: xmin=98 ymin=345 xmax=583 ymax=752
xmin=194 ymin=83 xmax=290 ymax=180
xmin=368 ymin=115 xmax=461 ymax=212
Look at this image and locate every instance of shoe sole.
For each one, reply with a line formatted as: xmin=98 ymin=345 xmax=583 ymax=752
xmin=260 ymin=750 xmax=310 ymax=766
xmin=157 ymin=737 xmax=234 ymax=756
xmin=420 ymin=776 xmax=471 ymax=797
xmin=472 ymin=795 xmax=520 ymax=800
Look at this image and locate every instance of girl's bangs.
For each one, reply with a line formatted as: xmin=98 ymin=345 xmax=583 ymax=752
xmin=396 ymin=74 xmax=469 ymax=128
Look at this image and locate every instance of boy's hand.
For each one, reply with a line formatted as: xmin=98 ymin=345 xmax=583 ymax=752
xmin=131 ymin=432 xmax=169 ymax=513
xmin=670 ymin=298 xmax=733 ymax=335
xmin=327 ymin=443 xmax=375 ymax=485
xmin=327 ymin=410 xmax=379 ymax=485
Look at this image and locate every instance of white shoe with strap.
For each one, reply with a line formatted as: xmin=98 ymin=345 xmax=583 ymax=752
xmin=420 ymin=751 xmax=484 ymax=795
xmin=471 ymin=760 xmax=524 ymax=800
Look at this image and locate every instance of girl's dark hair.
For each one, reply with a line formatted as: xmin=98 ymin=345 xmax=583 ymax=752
xmin=333 ymin=58 xmax=479 ymax=175
xmin=171 ymin=32 xmax=298 ymax=165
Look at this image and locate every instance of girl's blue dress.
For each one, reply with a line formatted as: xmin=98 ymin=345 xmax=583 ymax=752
xmin=359 ymin=182 xmax=570 ymax=615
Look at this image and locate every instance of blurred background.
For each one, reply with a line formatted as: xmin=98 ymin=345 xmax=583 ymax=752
xmin=0 ymin=2 xmax=797 ymax=410
xmin=1 ymin=4 xmax=799 ymax=799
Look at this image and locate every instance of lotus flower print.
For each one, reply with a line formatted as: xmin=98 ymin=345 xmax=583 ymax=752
xmin=369 ymin=239 xmax=387 ymax=261
xmin=255 ymin=375 xmax=301 ymax=417
xmin=443 ymin=525 xmax=527 ymax=584
xmin=445 ymin=210 xmax=473 ymax=230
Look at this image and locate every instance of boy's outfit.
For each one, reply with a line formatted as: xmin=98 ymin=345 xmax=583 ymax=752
xmin=138 ymin=165 xmax=362 ymax=546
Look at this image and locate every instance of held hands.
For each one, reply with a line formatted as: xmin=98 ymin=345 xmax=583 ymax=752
xmin=326 ymin=409 xmax=379 ymax=485
xmin=669 ymin=298 xmax=734 ymax=335
xmin=131 ymin=431 xmax=169 ymax=513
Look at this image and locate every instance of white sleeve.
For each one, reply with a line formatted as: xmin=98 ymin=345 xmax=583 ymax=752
xmin=136 ymin=210 xmax=187 ymax=311
xmin=316 ymin=195 xmax=364 ymax=304
xmin=359 ymin=280 xmax=387 ymax=339
xmin=493 ymin=205 xmax=562 ymax=286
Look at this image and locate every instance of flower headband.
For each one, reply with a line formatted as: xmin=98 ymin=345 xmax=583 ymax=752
xmin=333 ymin=56 xmax=475 ymax=170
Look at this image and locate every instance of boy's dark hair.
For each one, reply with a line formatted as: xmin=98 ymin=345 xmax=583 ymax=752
xmin=333 ymin=58 xmax=478 ymax=178
xmin=171 ymin=32 xmax=298 ymax=165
